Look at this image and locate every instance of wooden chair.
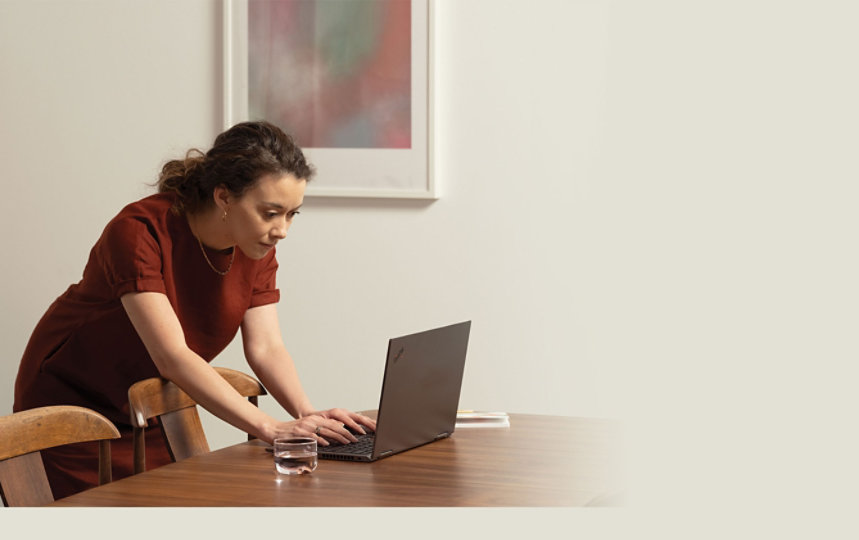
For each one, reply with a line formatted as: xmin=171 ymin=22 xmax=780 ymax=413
xmin=128 ymin=366 xmax=267 ymax=474
xmin=0 ymin=405 xmax=121 ymax=507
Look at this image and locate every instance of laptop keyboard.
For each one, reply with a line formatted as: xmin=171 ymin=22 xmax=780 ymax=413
xmin=322 ymin=432 xmax=376 ymax=455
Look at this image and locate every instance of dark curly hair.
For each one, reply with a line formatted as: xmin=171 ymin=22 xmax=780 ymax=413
xmin=157 ymin=121 xmax=314 ymax=214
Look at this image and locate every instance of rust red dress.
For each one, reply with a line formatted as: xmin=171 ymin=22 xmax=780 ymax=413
xmin=13 ymin=192 xmax=280 ymax=500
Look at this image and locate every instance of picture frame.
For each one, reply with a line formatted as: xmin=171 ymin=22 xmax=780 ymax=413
xmin=223 ymin=0 xmax=435 ymax=199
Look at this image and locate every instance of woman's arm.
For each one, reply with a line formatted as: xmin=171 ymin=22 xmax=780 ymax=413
xmin=241 ymin=304 xmax=376 ymax=440
xmin=120 ymin=291 xmax=333 ymax=444
xmin=240 ymin=304 xmax=314 ymax=419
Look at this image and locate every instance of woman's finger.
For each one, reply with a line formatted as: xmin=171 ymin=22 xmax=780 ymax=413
xmin=318 ymin=423 xmax=354 ymax=445
xmin=333 ymin=410 xmax=376 ymax=434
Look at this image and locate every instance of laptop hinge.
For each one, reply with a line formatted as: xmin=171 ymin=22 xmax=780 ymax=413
xmin=434 ymin=432 xmax=450 ymax=440
xmin=379 ymin=450 xmax=394 ymax=457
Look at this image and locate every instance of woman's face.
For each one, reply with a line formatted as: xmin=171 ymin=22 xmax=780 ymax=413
xmin=220 ymin=172 xmax=306 ymax=260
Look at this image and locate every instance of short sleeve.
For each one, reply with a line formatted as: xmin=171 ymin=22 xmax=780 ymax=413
xmin=97 ymin=216 xmax=167 ymax=298
xmin=250 ymin=248 xmax=280 ymax=308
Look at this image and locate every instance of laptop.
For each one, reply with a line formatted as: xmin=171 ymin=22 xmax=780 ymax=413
xmin=319 ymin=320 xmax=472 ymax=462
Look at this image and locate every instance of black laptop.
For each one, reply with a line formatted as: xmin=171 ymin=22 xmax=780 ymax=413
xmin=319 ymin=321 xmax=471 ymax=462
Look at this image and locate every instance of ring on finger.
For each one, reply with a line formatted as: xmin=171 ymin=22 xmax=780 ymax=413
xmin=315 ymin=426 xmax=321 ymax=435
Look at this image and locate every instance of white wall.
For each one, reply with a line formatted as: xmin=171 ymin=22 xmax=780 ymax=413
xmin=2 ymin=0 xmax=858 ymax=530
xmin=0 ymin=0 xmax=619 ymax=442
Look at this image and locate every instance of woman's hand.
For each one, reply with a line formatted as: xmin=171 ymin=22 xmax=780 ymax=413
xmin=300 ymin=408 xmax=377 ymax=444
xmin=269 ymin=411 xmax=372 ymax=446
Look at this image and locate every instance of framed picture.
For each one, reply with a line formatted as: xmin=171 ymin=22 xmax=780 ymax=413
xmin=223 ymin=0 xmax=435 ymax=199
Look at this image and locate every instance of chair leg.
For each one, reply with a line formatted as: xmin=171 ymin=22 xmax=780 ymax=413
xmin=247 ymin=396 xmax=258 ymax=440
xmin=132 ymin=427 xmax=145 ymax=474
xmin=98 ymin=440 xmax=112 ymax=485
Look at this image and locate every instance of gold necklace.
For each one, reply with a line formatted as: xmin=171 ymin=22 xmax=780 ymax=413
xmin=196 ymin=236 xmax=235 ymax=276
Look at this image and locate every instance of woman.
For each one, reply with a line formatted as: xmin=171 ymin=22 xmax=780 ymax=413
xmin=13 ymin=121 xmax=374 ymax=499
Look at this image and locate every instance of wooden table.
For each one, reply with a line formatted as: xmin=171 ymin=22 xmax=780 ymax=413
xmin=51 ymin=414 xmax=624 ymax=507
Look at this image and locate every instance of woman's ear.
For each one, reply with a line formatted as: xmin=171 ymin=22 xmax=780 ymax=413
xmin=213 ymin=185 xmax=231 ymax=212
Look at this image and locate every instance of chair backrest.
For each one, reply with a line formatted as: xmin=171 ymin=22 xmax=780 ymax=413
xmin=128 ymin=367 xmax=267 ymax=474
xmin=0 ymin=405 xmax=121 ymax=507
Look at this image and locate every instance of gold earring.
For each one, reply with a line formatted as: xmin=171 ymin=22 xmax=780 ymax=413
xmin=222 ymin=210 xmax=228 ymax=222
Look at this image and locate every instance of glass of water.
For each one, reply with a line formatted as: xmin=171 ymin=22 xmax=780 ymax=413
xmin=273 ymin=437 xmax=317 ymax=476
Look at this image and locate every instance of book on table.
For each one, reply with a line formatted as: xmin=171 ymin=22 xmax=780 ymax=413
xmin=455 ymin=411 xmax=510 ymax=428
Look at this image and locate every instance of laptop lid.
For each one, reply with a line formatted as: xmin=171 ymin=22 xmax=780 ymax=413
xmin=367 ymin=320 xmax=471 ymax=460
xmin=318 ymin=321 xmax=471 ymax=461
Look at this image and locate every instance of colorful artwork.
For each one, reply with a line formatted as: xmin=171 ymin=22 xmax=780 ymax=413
xmin=248 ymin=0 xmax=412 ymax=149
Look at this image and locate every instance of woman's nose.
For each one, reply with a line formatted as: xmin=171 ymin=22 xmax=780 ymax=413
xmin=272 ymin=217 xmax=289 ymax=239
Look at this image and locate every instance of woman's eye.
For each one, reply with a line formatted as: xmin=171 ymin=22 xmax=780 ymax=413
xmin=263 ymin=210 xmax=300 ymax=220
